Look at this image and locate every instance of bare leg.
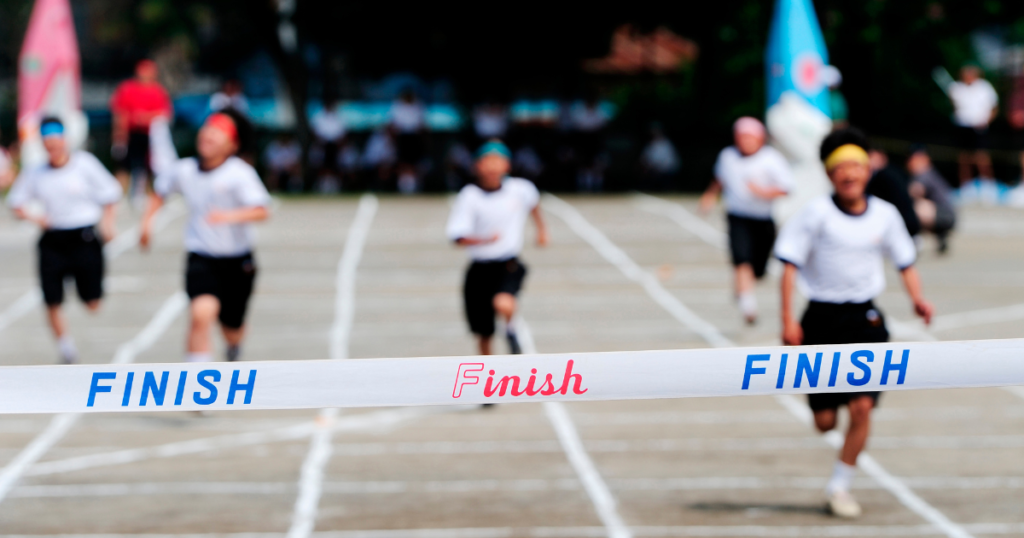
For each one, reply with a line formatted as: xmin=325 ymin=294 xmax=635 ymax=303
xmin=85 ymin=299 xmax=101 ymax=313
xmin=814 ymin=408 xmax=838 ymax=433
xmin=734 ymin=263 xmax=755 ymax=296
xmin=840 ymin=395 xmax=874 ymax=466
xmin=493 ymin=293 xmax=517 ymax=325
xmin=477 ymin=336 xmax=492 ymax=356
xmin=976 ymin=150 xmax=994 ymax=179
xmin=222 ymin=325 xmax=245 ymax=347
xmin=187 ymin=295 xmax=220 ymax=354
xmin=958 ymin=151 xmax=972 ymax=185
xmin=46 ymin=305 xmax=67 ymax=339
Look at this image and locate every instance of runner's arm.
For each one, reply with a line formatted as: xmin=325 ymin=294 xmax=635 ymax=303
xmin=899 ymin=266 xmax=934 ymax=325
xmin=207 ymin=206 xmax=269 ymax=225
xmin=780 ymin=262 xmax=803 ymax=345
xmin=139 ymin=193 xmax=164 ymax=251
xmin=99 ymin=203 xmax=117 ymax=243
xmin=531 ymin=205 xmax=548 ymax=247
xmin=699 ymin=179 xmax=722 ymax=213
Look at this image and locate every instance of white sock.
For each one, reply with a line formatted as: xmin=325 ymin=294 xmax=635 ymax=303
xmin=738 ymin=291 xmax=758 ymax=318
xmin=58 ymin=335 xmax=77 ymax=358
xmin=826 ymin=460 xmax=857 ymax=495
xmin=186 ymin=352 xmax=213 ymax=363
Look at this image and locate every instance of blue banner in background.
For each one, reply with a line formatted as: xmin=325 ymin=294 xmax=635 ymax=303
xmin=765 ymin=0 xmax=831 ymax=118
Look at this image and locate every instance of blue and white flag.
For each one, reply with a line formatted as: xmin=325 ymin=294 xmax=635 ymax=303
xmin=765 ymin=0 xmax=832 ymax=118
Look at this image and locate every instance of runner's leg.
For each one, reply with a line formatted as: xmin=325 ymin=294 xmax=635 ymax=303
xmin=187 ymin=294 xmax=219 ymax=362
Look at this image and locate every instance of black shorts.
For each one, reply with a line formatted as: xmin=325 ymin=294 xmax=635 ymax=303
xmin=802 ymin=300 xmax=887 ymax=412
xmin=396 ymin=133 xmax=424 ymax=164
xmin=727 ymin=214 xmax=776 ymax=278
xmin=38 ymin=227 xmax=105 ymax=306
xmin=185 ymin=252 xmax=257 ymax=329
xmin=117 ymin=131 xmax=151 ymax=175
xmin=463 ymin=258 xmax=527 ymax=337
xmin=955 ymin=126 xmax=990 ymax=151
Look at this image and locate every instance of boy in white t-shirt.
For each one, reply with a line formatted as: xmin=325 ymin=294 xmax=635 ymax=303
xmin=140 ymin=110 xmax=271 ymax=363
xmin=446 ymin=140 xmax=548 ymax=355
xmin=7 ymin=117 xmax=122 ymax=363
xmin=700 ymin=117 xmax=793 ymax=324
xmin=948 ymin=64 xmax=998 ymax=184
xmin=775 ymin=128 xmax=934 ymax=518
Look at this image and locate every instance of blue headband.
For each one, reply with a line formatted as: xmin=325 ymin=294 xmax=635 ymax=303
xmin=476 ymin=140 xmax=511 ymax=160
xmin=40 ymin=122 xmax=64 ymax=138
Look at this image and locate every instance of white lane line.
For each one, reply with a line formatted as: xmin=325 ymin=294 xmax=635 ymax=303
xmin=6 ymin=523 xmax=1024 ymax=538
xmin=550 ymin=195 xmax=973 ymax=538
xmin=517 ymin=318 xmax=631 ymax=538
xmin=0 ymin=291 xmax=188 ymax=505
xmin=544 ymin=194 xmax=731 ymax=348
xmin=16 ymin=474 xmax=1024 ymax=498
xmin=633 ymin=193 xmax=727 ymax=249
xmin=288 ymin=193 xmax=378 ymax=538
xmin=0 ymin=200 xmax=186 ymax=335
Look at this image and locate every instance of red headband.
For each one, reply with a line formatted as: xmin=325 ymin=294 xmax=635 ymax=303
xmin=205 ymin=113 xmax=238 ymax=143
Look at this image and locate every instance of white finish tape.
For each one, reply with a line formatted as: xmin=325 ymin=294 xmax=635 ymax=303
xmin=1 ymin=338 xmax=1023 ymax=414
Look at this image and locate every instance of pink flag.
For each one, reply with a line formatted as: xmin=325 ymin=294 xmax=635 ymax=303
xmin=18 ymin=0 xmax=81 ymax=124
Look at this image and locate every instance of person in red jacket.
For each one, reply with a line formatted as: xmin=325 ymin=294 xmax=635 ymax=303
xmin=110 ymin=59 xmax=173 ymax=200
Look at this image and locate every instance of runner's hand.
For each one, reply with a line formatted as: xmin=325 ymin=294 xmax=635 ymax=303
xmin=914 ymin=298 xmax=934 ymax=325
xmin=698 ymin=191 xmax=717 ymax=214
xmin=139 ymin=228 xmax=151 ymax=252
xmin=536 ymin=228 xmax=549 ymax=247
xmin=99 ymin=222 xmax=117 ymax=243
xmin=782 ymin=319 xmax=803 ymax=346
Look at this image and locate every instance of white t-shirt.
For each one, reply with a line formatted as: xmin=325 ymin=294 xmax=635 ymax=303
xmin=949 ymin=79 xmax=998 ymax=128
xmin=714 ymin=145 xmax=793 ymax=220
xmin=154 ymin=156 xmax=271 ymax=257
xmin=311 ymin=108 xmax=346 ymax=141
xmin=209 ymin=92 xmax=250 ymax=116
xmin=264 ymin=140 xmax=301 ymax=170
xmin=570 ymin=105 xmax=608 ymax=132
xmin=473 ymin=108 xmax=508 ymax=138
xmin=6 ymin=151 xmax=122 ymax=230
xmin=446 ymin=177 xmax=540 ymax=262
xmin=390 ymin=101 xmax=425 ymax=133
xmin=774 ymin=195 xmax=916 ymax=304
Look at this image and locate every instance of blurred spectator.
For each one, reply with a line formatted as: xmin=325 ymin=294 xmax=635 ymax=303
xmin=109 ymin=59 xmax=173 ymax=200
xmin=1009 ymin=70 xmax=1024 ymax=184
xmin=907 ymin=145 xmax=956 ymax=253
xmin=0 ymin=136 xmax=14 ymax=189
xmin=823 ymin=66 xmax=848 ymax=130
xmin=868 ymin=149 xmax=921 ymax=237
xmin=362 ymin=127 xmax=397 ymax=190
xmin=639 ymin=123 xmax=680 ymax=191
xmin=513 ymin=146 xmax=544 ymax=181
xmin=209 ymin=79 xmax=250 ymax=117
xmin=263 ymin=133 xmax=302 ymax=192
xmin=473 ymin=101 xmax=509 ymax=144
xmin=310 ymin=99 xmax=347 ymax=192
xmin=444 ymin=142 xmax=474 ymax=191
xmin=338 ymin=139 xmax=361 ymax=190
xmin=390 ymin=89 xmax=427 ymax=193
xmin=570 ymin=97 xmax=609 ymax=192
xmin=947 ymin=64 xmax=998 ymax=185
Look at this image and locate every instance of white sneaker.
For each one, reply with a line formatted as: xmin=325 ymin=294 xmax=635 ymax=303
xmin=827 ymin=490 xmax=862 ymax=518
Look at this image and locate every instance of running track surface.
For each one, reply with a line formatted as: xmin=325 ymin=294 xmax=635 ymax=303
xmin=0 ymin=195 xmax=1022 ymax=538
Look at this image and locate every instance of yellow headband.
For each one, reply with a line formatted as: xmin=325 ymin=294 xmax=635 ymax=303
xmin=824 ymin=144 xmax=869 ymax=171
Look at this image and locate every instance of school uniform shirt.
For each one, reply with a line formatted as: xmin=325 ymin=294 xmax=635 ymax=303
xmin=6 ymin=151 xmax=122 ymax=230
xmin=949 ymin=79 xmax=998 ymax=128
xmin=154 ymin=156 xmax=271 ymax=258
xmin=446 ymin=177 xmax=540 ymax=262
xmin=714 ymin=145 xmax=793 ymax=220
xmin=774 ymin=195 xmax=916 ymax=304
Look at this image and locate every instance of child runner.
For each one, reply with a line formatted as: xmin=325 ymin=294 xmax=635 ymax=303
xmin=6 ymin=117 xmax=122 ymax=363
xmin=140 ymin=110 xmax=270 ymax=363
xmin=775 ymin=128 xmax=934 ymax=518
xmin=446 ymin=140 xmax=548 ymax=355
xmin=700 ymin=116 xmax=793 ymax=324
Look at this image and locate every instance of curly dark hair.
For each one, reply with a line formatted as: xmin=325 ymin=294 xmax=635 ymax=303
xmin=819 ymin=127 xmax=870 ymax=162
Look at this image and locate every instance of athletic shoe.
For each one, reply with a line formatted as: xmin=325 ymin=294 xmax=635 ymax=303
xmin=60 ymin=350 xmax=78 ymax=365
xmin=827 ymin=490 xmax=862 ymax=518
xmin=226 ymin=345 xmax=241 ymax=362
xmin=507 ymin=332 xmax=522 ymax=355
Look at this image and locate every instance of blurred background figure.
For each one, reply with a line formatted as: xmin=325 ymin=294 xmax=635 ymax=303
xmin=362 ymin=126 xmax=397 ymax=191
xmin=444 ymin=141 xmax=474 ymax=192
xmin=867 ymin=148 xmax=920 ymax=237
xmin=262 ymin=133 xmax=302 ymax=192
xmin=639 ymin=123 xmax=681 ymax=192
xmin=310 ymin=99 xmax=347 ymax=193
xmin=823 ymin=66 xmax=849 ymax=131
xmin=948 ymin=64 xmax=998 ymax=185
xmin=1009 ymin=70 xmax=1024 ymax=185
xmin=569 ymin=97 xmax=609 ymax=192
xmin=109 ymin=59 xmax=173 ymax=206
xmin=390 ymin=89 xmax=427 ymax=194
xmin=473 ymin=100 xmax=509 ymax=147
xmin=513 ymin=145 xmax=544 ymax=182
xmin=208 ymin=79 xmax=250 ymax=118
xmin=700 ymin=116 xmax=792 ymax=324
xmin=907 ymin=145 xmax=956 ymax=253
